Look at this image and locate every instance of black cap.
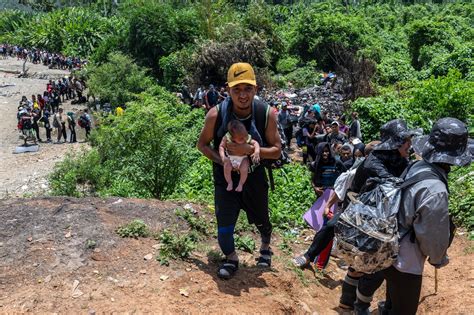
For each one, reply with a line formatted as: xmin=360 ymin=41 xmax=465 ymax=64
xmin=375 ymin=119 xmax=421 ymax=151
xmin=413 ymin=118 xmax=471 ymax=166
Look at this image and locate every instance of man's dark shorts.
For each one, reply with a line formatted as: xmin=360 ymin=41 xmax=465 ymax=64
xmin=213 ymin=163 xmax=271 ymax=229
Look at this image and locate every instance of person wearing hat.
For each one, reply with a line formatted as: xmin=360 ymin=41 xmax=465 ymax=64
xmin=378 ymin=118 xmax=471 ymax=315
xmin=336 ymin=119 xmax=419 ymax=312
xmin=197 ymin=62 xmax=281 ymax=280
xmin=324 ymin=120 xmax=347 ymax=145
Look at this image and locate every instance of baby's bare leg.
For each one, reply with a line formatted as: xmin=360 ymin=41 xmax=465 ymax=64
xmin=224 ymin=160 xmax=233 ymax=191
xmin=235 ymin=158 xmax=249 ymax=192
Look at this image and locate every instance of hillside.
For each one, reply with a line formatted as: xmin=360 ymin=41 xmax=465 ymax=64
xmin=0 ymin=197 xmax=472 ymax=313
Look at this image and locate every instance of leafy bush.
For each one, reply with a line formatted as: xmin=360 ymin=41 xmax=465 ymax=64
xmin=175 ymin=208 xmax=210 ymax=236
xmin=407 ymin=19 xmax=456 ymax=71
xmin=409 ymin=69 xmax=474 ymax=123
xmin=291 ymin=12 xmax=375 ymax=69
xmin=1 ymin=8 xmax=119 ymax=57
xmin=268 ymin=164 xmax=314 ymax=230
xmin=235 ymin=235 xmax=256 ymax=253
xmin=349 ymin=92 xmax=426 ymax=142
xmin=122 ymin=1 xmax=200 ymax=74
xmin=276 ymin=56 xmax=300 ymax=74
xmin=449 ymin=164 xmax=474 ymax=237
xmin=87 ymin=52 xmax=153 ymax=106
xmin=376 ymin=53 xmax=415 ymax=85
xmin=283 ymin=61 xmax=320 ymax=88
xmin=116 ymin=219 xmax=150 ymax=238
xmin=157 ymin=229 xmax=198 ymax=265
xmin=49 ymin=149 xmax=101 ymax=197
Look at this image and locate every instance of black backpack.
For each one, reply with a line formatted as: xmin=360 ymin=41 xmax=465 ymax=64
xmin=214 ymin=97 xmax=290 ymax=190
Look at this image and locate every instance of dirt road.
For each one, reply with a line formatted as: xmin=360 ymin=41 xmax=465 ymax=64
xmin=0 ymin=197 xmax=472 ymax=314
xmin=0 ymin=58 xmax=89 ymax=198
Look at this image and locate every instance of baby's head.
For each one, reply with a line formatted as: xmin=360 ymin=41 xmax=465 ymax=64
xmin=228 ymin=120 xmax=249 ymax=144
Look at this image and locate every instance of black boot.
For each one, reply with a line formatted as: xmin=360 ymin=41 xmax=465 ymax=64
xmin=339 ymin=274 xmax=359 ymax=309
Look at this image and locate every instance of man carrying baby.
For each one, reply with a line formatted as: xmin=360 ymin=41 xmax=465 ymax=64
xmin=197 ymin=62 xmax=282 ymax=280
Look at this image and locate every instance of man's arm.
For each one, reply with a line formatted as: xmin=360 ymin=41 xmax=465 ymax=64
xmin=197 ymin=107 xmax=223 ymax=165
xmin=413 ymin=191 xmax=450 ymax=267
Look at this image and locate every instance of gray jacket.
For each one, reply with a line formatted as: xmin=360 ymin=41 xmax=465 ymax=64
xmin=394 ymin=160 xmax=450 ymax=275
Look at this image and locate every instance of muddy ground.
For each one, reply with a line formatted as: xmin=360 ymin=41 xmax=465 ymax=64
xmin=0 ymin=197 xmax=473 ymax=314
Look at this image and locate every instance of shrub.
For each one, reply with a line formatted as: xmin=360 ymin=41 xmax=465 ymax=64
xmin=116 ymin=219 xmax=150 ymax=238
xmin=87 ymin=52 xmax=153 ymax=107
xmin=175 ymin=208 xmax=210 ymax=236
xmin=376 ymin=53 xmax=415 ymax=85
xmin=2 ymin=8 xmax=119 ymax=57
xmin=449 ymin=164 xmax=474 ymax=236
xmin=235 ymin=235 xmax=256 ymax=253
xmin=157 ymin=229 xmax=198 ymax=265
xmin=49 ymin=149 xmax=101 ymax=197
xmin=284 ymin=61 xmax=320 ymax=88
xmin=407 ymin=19 xmax=456 ymax=71
xmin=409 ymin=69 xmax=474 ymax=123
xmin=276 ymin=56 xmax=300 ymax=74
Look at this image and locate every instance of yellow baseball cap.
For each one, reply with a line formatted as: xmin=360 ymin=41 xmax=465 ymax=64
xmin=227 ymin=63 xmax=256 ymax=87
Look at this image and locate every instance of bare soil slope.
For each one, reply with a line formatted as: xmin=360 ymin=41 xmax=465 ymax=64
xmin=0 ymin=197 xmax=472 ymax=314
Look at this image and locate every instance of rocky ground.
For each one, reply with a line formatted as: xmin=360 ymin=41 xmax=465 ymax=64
xmin=0 ymin=58 xmax=89 ymax=199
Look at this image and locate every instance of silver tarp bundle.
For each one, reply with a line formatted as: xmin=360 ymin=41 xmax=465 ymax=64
xmin=335 ymin=178 xmax=403 ymax=273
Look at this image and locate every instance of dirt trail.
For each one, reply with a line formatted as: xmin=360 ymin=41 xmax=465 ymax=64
xmin=0 ymin=58 xmax=89 ymax=198
xmin=0 ymin=197 xmax=472 ymax=314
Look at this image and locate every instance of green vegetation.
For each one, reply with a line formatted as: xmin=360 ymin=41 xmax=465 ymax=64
xmin=449 ymin=164 xmax=474 ymax=239
xmin=175 ymin=208 xmax=210 ymax=236
xmin=156 ymin=229 xmax=198 ymax=265
xmin=235 ymin=235 xmax=256 ymax=253
xmin=3 ymin=0 xmax=469 ymax=233
xmin=116 ymin=219 xmax=149 ymax=238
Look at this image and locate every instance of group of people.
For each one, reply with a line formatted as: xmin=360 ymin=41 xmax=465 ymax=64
xmin=197 ymin=62 xmax=471 ymax=315
xmin=0 ymin=44 xmax=86 ymax=70
xmin=16 ymin=81 xmax=92 ymax=145
xmin=178 ymin=84 xmax=229 ymax=112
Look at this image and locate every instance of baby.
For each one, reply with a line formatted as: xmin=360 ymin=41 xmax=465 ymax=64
xmin=219 ymin=120 xmax=260 ymax=192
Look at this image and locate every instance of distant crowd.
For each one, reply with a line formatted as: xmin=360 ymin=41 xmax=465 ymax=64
xmin=0 ymin=44 xmax=86 ymax=70
xmin=16 ymin=78 xmax=91 ymax=145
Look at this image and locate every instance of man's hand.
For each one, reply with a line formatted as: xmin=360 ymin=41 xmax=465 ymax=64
xmin=226 ymin=142 xmax=254 ymax=156
xmin=323 ymin=206 xmax=333 ymax=219
xmin=432 ymin=255 xmax=449 ymax=269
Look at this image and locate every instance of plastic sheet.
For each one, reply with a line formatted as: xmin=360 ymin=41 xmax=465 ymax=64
xmin=335 ymin=178 xmax=403 ymax=273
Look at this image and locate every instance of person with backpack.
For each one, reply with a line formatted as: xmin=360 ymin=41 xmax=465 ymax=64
xmin=31 ymin=106 xmax=42 ymax=143
xmin=67 ymin=112 xmax=77 ymax=143
xmin=197 ymin=62 xmax=281 ymax=280
xmin=378 ymin=118 xmax=471 ymax=315
xmin=41 ymin=108 xmax=52 ymax=143
xmin=53 ymin=108 xmax=67 ymax=143
xmin=337 ymin=119 xmax=419 ymax=313
xmin=79 ymin=109 xmax=92 ymax=139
